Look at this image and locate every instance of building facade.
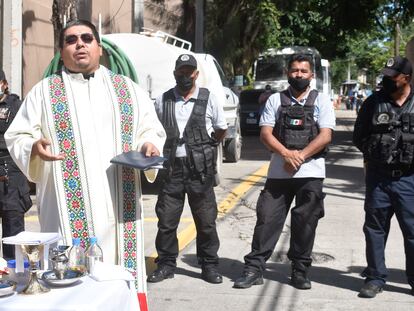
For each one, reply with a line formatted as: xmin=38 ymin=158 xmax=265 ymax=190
xmin=1 ymin=0 xmax=184 ymax=96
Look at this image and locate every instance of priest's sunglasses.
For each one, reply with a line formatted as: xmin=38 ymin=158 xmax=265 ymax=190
xmin=64 ymin=33 xmax=95 ymax=45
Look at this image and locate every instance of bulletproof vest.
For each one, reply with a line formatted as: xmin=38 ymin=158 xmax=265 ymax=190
xmin=161 ymin=88 xmax=217 ymax=179
xmin=364 ymin=93 xmax=414 ymax=166
xmin=0 ymin=94 xmax=20 ymax=153
xmin=273 ymin=90 xmax=325 ymax=157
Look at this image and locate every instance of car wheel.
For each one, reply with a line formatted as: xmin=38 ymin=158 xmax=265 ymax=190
xmin=225 ymin=122 xmax=242 ymax=162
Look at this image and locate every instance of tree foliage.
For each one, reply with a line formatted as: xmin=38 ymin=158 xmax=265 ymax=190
xmin=51 ymin=0 xmax=79 ymax=52
xmin=201 ymin=0 xmax=414 ymax=90
xmin=205 ymin=0 xmax=281 ymax=75
xmin=329 ymin=1 xmax=414 ymax=90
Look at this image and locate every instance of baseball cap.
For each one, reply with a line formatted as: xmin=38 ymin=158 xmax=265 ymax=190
xmin=175 ymin=54 xmax=197 ymax=70
xmin=0 ymin=69 xmax=5 ymax=81
xmin=381 ymin=56 xmax=412 ymax=77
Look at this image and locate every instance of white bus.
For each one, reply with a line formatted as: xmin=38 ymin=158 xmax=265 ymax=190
xmin=321 ymin=58 xmax=332 ymax=99
xmin=253 ymin=46 xmax=327 ymax=95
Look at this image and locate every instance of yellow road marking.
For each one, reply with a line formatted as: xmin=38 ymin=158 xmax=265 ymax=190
xmin=146 ymin=164 xmax=269 ymax=272
xmin=25 ymin=215 xmax=39 ymax=222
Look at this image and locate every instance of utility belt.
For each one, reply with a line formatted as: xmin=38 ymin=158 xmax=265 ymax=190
xmin=172 ymin=155 xmax=215 ymax=184
xmin=0 ymin=153 xmax=12 ymax=175
xmin=173 ymin=156 xmax=190 ymax=167
xmin=0 ymin=154 xmax=11 ymax=194
xmin=0 ymin=149 xmax=12 ymax=159
xmin=367 ymin=162 xmax=414 ymax=179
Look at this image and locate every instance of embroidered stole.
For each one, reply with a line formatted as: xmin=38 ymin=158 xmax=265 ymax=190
xmin=47 ymin=72 xmax=142 ymax=292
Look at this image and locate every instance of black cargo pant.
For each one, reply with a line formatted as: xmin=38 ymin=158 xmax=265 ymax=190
xmin=0 ymin=160 xmax=32 ymax=260
xmin=154 ymin=157 xmax=219 ymax=269
xmin=244 ymin=178 xmax=325 ymax=274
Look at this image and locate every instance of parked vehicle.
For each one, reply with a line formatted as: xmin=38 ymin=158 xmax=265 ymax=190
xmin=253 ymin=46 xmax=330 ymax=99
xmin=240 ymin=89 xmax=274 ymax=135
xmin=194 ymin=53 xmax=241 ymax=162
xmin=102 ymin=31 xmax=242 ymax=163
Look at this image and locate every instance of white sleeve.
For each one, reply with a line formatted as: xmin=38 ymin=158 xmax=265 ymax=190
xmin=208 ymin=92 xmax=227 ymax=130
xmin=259 ymin=93 xmax=280 ymax=127
xmin=131 ymin=83 xmax=166 ymax=154
xmin=5 ymin=82 xmax=45 ymax=182
xmin=153 ymin=94 xmax=164 ymax=121
xmin=316 ymin=93 xmax=336 ymax=129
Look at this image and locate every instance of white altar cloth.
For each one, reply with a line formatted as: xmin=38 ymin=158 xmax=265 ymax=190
xmin=0 ymin=276 xmax=139 ymax=311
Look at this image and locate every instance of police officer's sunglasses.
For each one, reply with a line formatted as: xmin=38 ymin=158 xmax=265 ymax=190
xmin=64 ymin=33 xmax=95 ymax=45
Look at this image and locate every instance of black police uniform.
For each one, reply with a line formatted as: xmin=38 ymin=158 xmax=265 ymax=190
xmin=353 ymin=87 xmax=414 ymax=289
xmin=0 ymin=93 xmax=32 ymax=260
xmin=154 ymin=87 xmax=220 ymax=269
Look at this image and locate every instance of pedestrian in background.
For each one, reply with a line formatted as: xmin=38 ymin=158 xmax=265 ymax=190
xmin=148 ymin=54 xmax=227 ymax=284
xmin=353 ymin=56 xmax=414 ymax=298
xmin=258 ymin=84 xmax=273 ymax=116
xmin=233 ymin=54 xmax=335 ymax=289
xmin=0 ymin=69 xmax=32 ymax=260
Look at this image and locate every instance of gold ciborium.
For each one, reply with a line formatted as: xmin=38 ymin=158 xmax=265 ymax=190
xmin=20 ymin=244 xmax=50 ymax=294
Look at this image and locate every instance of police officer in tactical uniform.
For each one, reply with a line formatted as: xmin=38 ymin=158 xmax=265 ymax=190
xmin=353 ymin=56 xmax=414 ymax=298
xmin=0 ymin=69 xmax=32 ymax=260
xmin=234 ymin=54 xmax=335 ymax=289
xmin=147 ymin=54 xmax=227 ymax=284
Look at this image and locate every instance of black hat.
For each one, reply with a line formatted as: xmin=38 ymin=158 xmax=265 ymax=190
xmin=381 ymin=56 xmax=412 ymax=77
xmin=175 ymin=54 xmax=197 ymax=70
xmin=0 ymin=69 xmax=5 ymax=81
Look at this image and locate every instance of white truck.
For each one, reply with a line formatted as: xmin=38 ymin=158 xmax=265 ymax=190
xmin=102 ymin=31 xmax=242 ymax=163
xmin=253 ymin=46 xmax=331 ymax=99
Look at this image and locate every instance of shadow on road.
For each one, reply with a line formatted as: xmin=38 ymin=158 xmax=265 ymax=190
xmin=179 ymin=254 xmax=411 ymax=297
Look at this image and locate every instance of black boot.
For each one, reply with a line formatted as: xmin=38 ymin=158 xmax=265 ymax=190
xmin=201 ymin=266 xmax=223 ymax=284
xmin=147 ymin=266 xmax=175 ymax=283
xmin=233 ymin=271 xmax=264 ymax=289
xmin=291 ymin=269 xmax=311 ymax=290
xmin=358 ymin=282 xmax=383 ymax=298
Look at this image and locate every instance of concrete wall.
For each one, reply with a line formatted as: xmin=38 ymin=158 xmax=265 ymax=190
xmin=144 ymin=0 xmax=182 ymax=34
xmin=2 ymin=0 xmax=23 ymax=96
xmin=91 ymin=0 xmax=133 ymax=34
xmin=22 ymin=0 xmax=54 ymax=96
xmin=2 ymin=0 xmax=184 ymax=96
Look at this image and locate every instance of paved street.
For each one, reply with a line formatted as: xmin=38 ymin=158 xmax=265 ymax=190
xmin=146 ymin=110 xmax=414 ymax=311
xmin=2 ymin=109 xmax=414 ymax=310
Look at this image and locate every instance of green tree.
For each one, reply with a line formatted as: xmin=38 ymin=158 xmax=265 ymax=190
xmin=203 ymin=0 xmax=386 ymax=78
xmin=330 ymin=1 xmax=414 ymax=91
xmin=51 ymin=0 xmax=79 ymax=52
xmin=175 ymin=0 xmax=414 ymax=85
xmin=205 ymin=0 xmax=281 ymax=76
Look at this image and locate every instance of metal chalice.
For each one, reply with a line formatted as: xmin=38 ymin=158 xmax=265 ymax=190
xmin=20 ymin=244 xmax=50 ymax=294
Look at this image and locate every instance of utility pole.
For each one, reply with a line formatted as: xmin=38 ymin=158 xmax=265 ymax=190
xmin=195 ymin=0 xmax=204 ymax=52
xmin=133 ymin=0 xmax=144 ymax=33
xmin=1 ymin=0 xmax=22 ymax=96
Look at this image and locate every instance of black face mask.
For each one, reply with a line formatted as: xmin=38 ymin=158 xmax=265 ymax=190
xmin=288 ymin=77 xmax=310 ymax=92
xmin=175 ymin=75 xmax=194 ymax=92
xmin=382 ymin=76 xmax=398 ymax=94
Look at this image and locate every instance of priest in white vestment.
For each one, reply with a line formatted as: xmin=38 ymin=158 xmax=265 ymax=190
xmin=4 ymin=20 xmax=165 ymax=310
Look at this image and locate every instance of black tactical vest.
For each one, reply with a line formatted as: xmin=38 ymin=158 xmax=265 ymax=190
xmin=273 ymin=90 xmax=325 ymax=157
xmin=364 ymin=93 xmax=414 ymax=166
xmin=0 ymin=94 xmax=21 ymax=154
xmin=161 ymin=88 xmax=217 ymax=180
